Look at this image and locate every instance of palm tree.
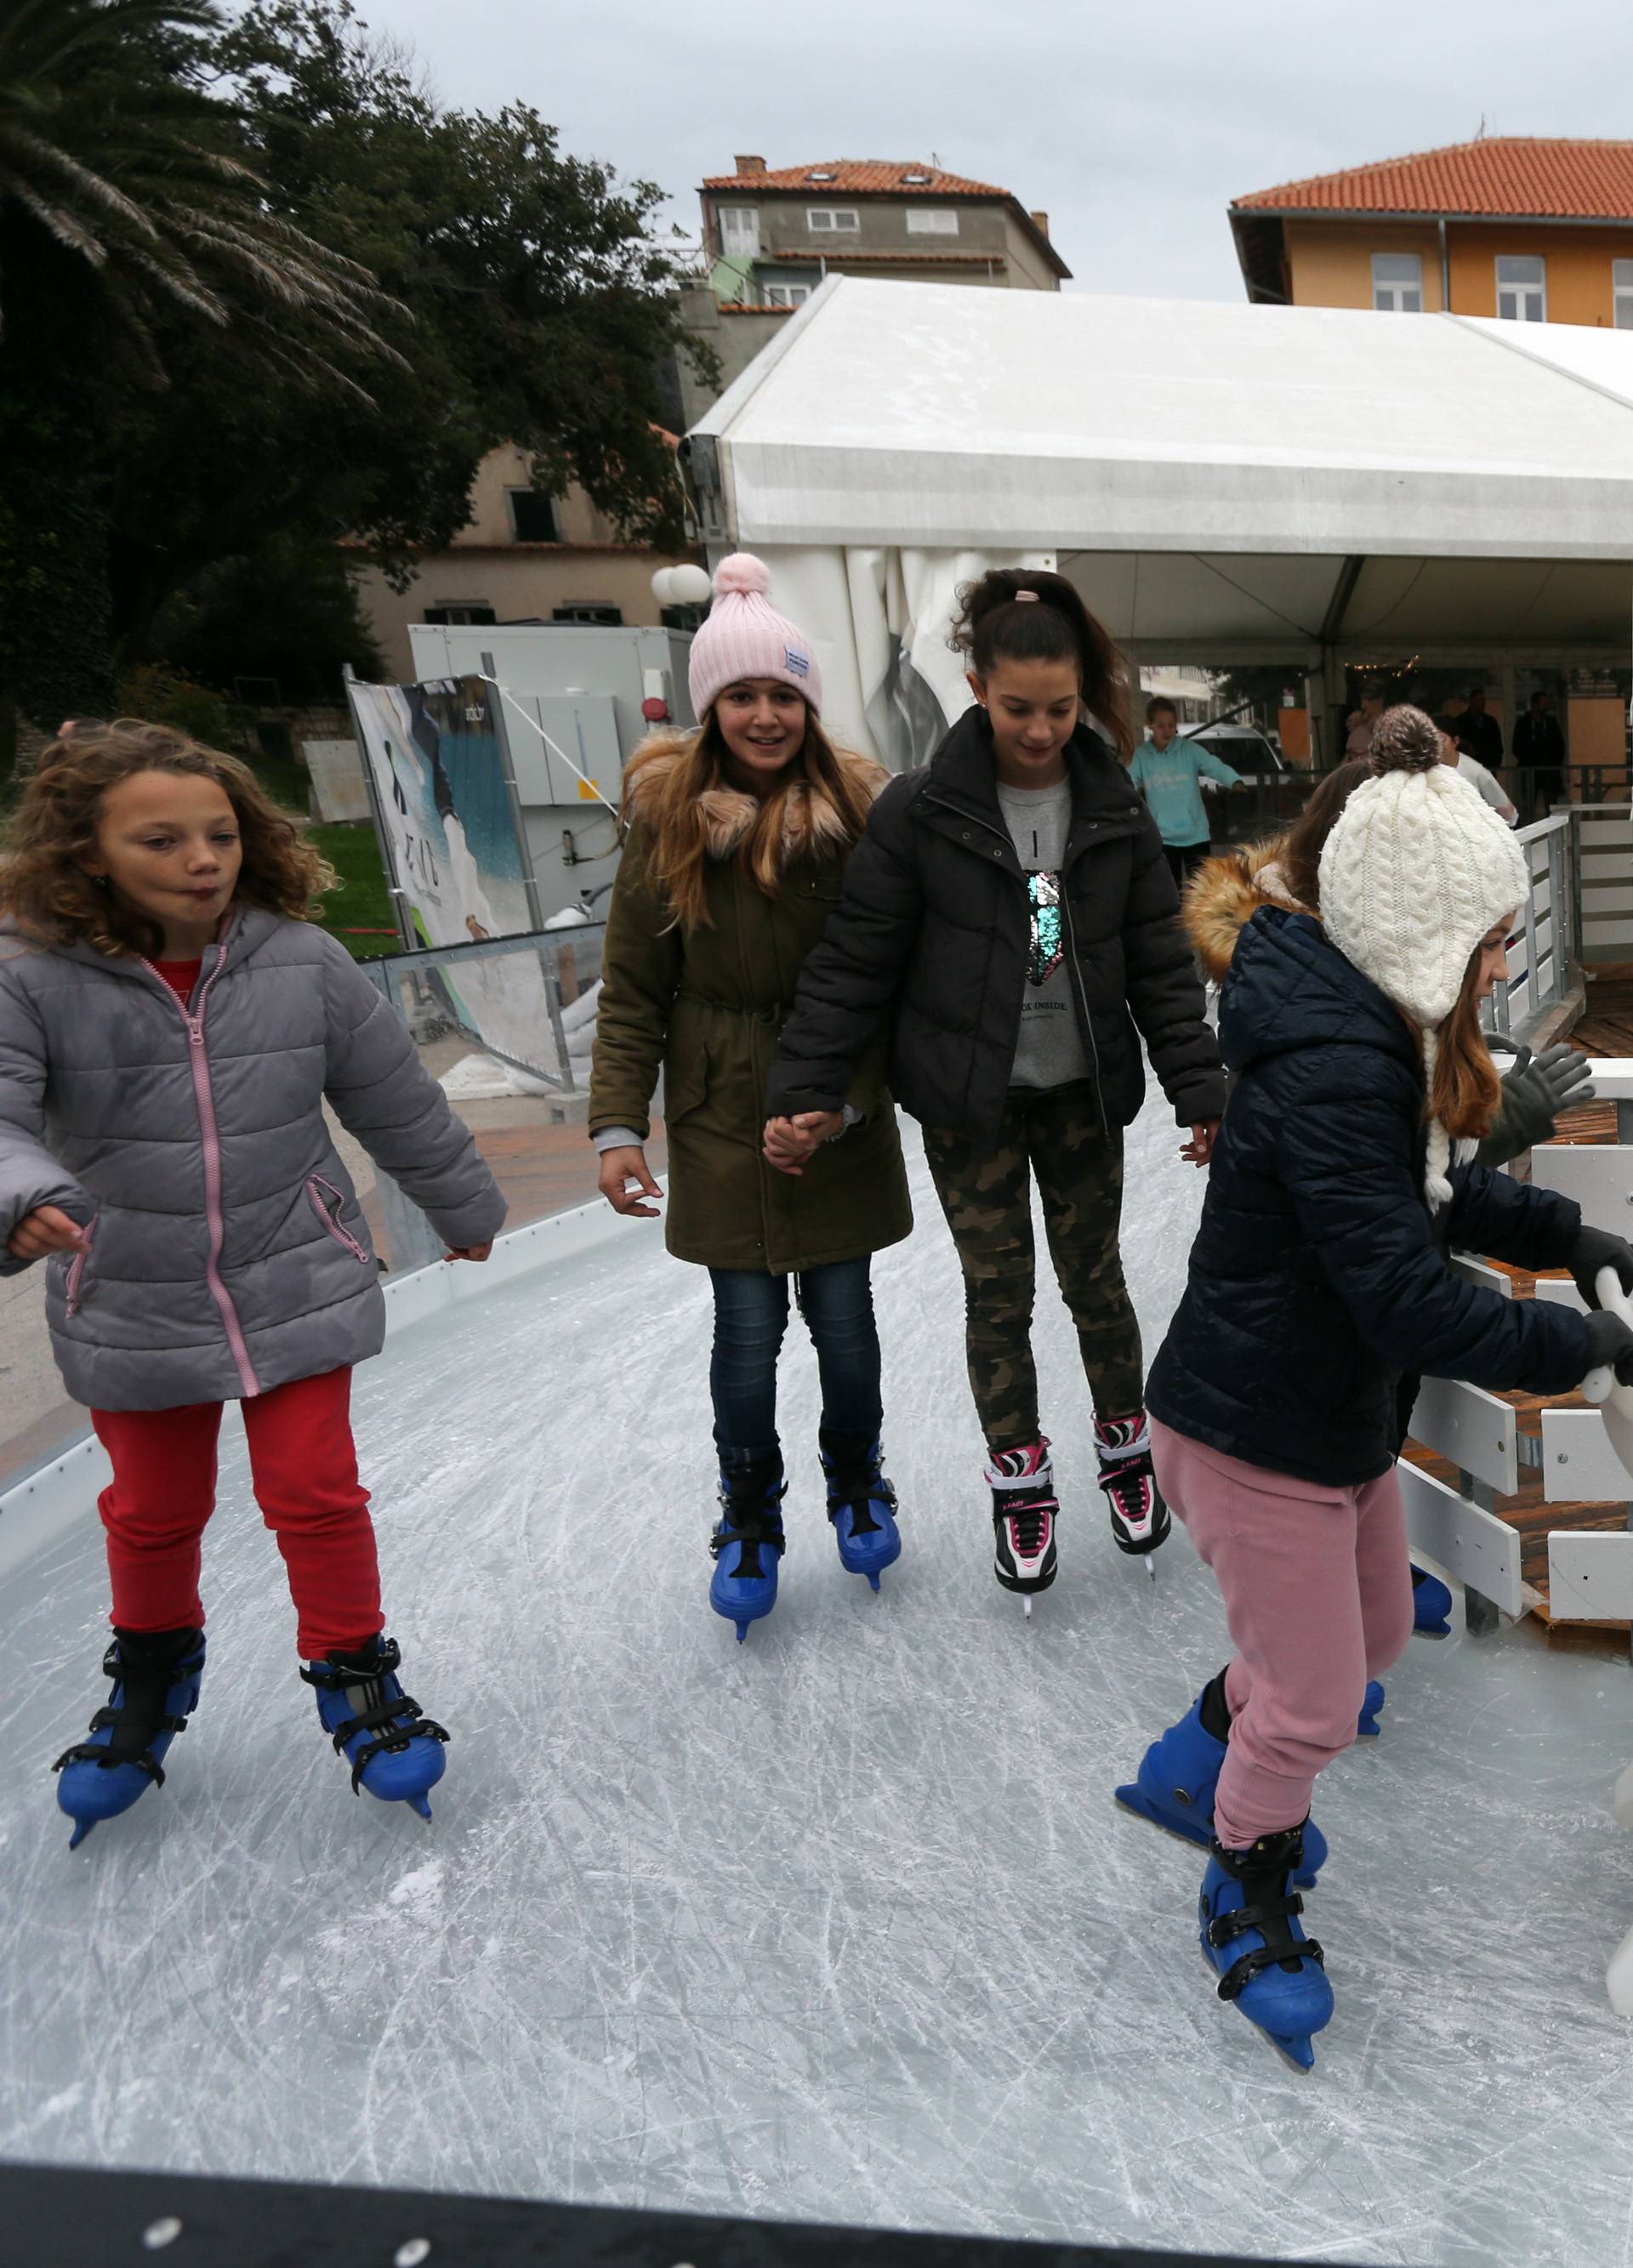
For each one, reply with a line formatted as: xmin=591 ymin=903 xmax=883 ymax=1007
xmin=0 ymin=0 xmax=406 ymax=392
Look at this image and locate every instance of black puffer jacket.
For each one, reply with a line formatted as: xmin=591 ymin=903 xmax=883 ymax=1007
xmin=765 ymin=708 xmax=1224 ymax=1144
xmin=1147 ymin=907 xmax=1592 ymax=1487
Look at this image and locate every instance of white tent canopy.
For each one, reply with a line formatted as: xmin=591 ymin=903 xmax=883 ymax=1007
xmin=687 ymin=277 xmax=1633 ymax=764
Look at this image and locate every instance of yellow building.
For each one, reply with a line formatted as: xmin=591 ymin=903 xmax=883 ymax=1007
xmin=351 ymin=442 xmax=702 ymax=685
xmin=1230 ymin=137 xmax=1633 ymax=326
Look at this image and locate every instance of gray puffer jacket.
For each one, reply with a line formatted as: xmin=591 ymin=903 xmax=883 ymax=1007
xmin=0 ymin=908 xmax=506 ymax=1412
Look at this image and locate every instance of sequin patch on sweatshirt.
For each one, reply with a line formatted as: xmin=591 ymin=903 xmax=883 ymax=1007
xmin=1027 ymin=872 xmax=1064 ymax=986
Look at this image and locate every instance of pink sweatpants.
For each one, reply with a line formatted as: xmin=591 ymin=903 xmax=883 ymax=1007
xmin=1151 ymin=1417 xmax=1415 ymax=1849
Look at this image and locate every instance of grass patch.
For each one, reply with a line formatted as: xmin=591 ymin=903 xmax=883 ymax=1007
xmin=309 ymin=821 xmax=398 ymax=959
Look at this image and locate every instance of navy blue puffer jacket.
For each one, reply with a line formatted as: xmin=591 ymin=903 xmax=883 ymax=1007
xmin=1147 ymin=907 xmax=1593 ymax=1486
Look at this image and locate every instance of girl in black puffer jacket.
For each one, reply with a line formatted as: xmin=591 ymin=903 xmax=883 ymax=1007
xmin=1118 ymin=707 xmax=1633 ymax=2072
xmin=765 ymin=570 xmax=1223 ymax=1607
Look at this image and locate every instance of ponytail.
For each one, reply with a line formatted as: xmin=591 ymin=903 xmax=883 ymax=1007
xmin=950 ymin=568 xmax=1133 ymax=761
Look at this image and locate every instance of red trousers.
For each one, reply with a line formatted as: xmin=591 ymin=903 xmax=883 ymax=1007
xmin=91 ymin=1367 xmax=384 ymax=1659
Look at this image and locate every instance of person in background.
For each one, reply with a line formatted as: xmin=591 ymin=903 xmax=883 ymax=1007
xmin=1512 ymin=689 xmax=1568 ymax=826
xmin=1344 ymin=682 xmax=1388 ymax=759
xmin=589 ymin=554 xmax=912 ymax=1645
xmin=1127 ymin=698 xmax=1245 ymax=890
xmin=1440 ymin=723 xmax=1516 ymax=826
xmin=1457 ymin=685 xmax=1505 ymax=771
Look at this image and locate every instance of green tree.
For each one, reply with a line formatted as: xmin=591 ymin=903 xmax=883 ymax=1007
xmin=111 ymin=0 xmax=709 ymax=655
xmin=0 ymin=0 xmax=406 ymax=738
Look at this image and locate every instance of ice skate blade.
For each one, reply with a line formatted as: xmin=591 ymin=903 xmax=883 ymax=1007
xmin=1143 ymin=1555 xmax=1158 ymax=1582
xmin=1413 ymin=1625 xmax=1450 ymax=1640
xmin=1200 ymin=1946 xmax=1319 ymax=2072
xmin=868 ymin=1573 xmax=881 ymax=1593
xmin=406 ymin=1793 xmax=433 ymax=1822
xmin=1021 ymin=1597 xmax=1033 ymax=1621
xmin=734 ymin=1622 xmax=748 ymax=1644
xmin=66 ymin=1818 xmax=95 ymax=1852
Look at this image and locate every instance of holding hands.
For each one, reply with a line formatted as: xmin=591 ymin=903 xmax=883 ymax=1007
xmin=764 ymin=1111 xmax=845 ymax=1176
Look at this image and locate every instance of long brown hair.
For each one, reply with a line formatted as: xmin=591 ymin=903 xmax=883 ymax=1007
xmin=1425 ymin=944 xmax=1505 ymax=1142
xmin=622 ymin=708 xmax=874 ymax=932
xmin=1 ymin=720 xmax=335 ymax=959
xmin=950 ymin=567 xmax=1134 ymax=762
xmin=1277 ymin=758 xmax=1374 ymax=912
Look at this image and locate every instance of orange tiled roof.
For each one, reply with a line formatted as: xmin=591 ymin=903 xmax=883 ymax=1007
xmin=703 ymin=160 xmax=1010 ymax=197
xmin=1234 ymin=137 xmax=1633 ymax=220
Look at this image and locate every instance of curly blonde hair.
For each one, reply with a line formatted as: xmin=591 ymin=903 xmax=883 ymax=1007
xmin=1 ymin=719 xmax=336 ymax=958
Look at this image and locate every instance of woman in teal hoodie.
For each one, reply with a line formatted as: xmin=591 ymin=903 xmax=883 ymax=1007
xmin=1128 ymin=698 xmax=1243 ymax=888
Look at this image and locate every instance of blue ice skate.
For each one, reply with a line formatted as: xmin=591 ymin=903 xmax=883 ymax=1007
xmin=819 ymin=1431 xmax=902 ymax=1593
xmin=54 ymin=1627 xmax=207 ymax=1851
xmin=300 ymin=1636 xmax=448 ymax=1820
xmin=709 ymin=1458 xmax=788 ymax=1643
xmin=1411 ymin=1564 xmax=1453 ymax=1639
xmin=1357 ymin=1679 xmax=1386 ymax=1738
xmin=1115 ymin=1684 xmax=1326 ymax=1888
xmin=1200 ymin=1827 xmax=1334 ymax=2072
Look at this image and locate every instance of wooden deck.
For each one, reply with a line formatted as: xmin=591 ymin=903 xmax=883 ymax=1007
xmin=1403 ymin=964 xmax=1633 ymax=1651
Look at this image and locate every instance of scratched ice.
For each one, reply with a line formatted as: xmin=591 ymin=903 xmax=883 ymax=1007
xmin=5 ymin=1064 xmax=1633 ymax=2267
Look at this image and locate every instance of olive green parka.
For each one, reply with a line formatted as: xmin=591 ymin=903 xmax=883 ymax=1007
xmin=589 ymin=730 xmax=913 ymax=1275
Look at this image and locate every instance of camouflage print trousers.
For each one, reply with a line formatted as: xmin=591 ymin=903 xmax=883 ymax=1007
xmin=923 ymin=1080 xmax=1144 ymax=1452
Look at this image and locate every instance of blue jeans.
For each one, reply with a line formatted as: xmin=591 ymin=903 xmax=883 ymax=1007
xmin=708 ymin=1259 xmax=884 ymax=1466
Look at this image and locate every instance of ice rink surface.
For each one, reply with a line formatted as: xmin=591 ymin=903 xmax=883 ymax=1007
xmin=4 ymin=1072 xmax=1633 ymax=2267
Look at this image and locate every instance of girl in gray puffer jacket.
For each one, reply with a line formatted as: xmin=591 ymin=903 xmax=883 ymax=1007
xmin=0 ymin=721 xmax=506 ymax=1845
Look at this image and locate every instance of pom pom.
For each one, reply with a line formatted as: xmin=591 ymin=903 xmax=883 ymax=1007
xmin=712 ymin=552 xmax=771 ymax=599
xmin=1369 ymin=703 xmax=1443 ymax=776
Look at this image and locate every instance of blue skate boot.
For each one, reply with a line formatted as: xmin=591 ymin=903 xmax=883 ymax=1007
xmin=1357 ymin=1680 xmax=1386 ymax=1738
xmin=819 ymin=1430 xmax=902 ymax=1593
xmin=1200 ymin=1825 xmax=1334 ymax=2072
xmin=1411 ymin=1564 xmax=1453 ymax=1639
xmin=54 ymin=1626 xmax=207 ymax=1851
xmin=709 ymin=1455 xmax=787 ymax=1643
xmin=300 ymin=1636 xmax=448 ymax=1820
xmin=1115 ymin=1673 xmax=1326 ymax=1887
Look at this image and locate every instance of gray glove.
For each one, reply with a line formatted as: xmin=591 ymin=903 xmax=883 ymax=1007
xmin=1584 ymin=1308 xmax=1633 ymax=1389
xmin=1477 ymin=1043 xmax=1596 ymax=1166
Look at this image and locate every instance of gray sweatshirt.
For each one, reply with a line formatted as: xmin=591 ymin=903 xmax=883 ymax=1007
xmin=994 ymin=777 xmax=1092 ymax=1092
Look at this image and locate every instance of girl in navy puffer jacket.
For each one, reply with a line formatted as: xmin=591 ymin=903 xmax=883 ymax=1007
xmin=0 ymin=723 xmax=505 ymax=1846
xmin=1118 ymin=708 xmax=1633 ymax=2071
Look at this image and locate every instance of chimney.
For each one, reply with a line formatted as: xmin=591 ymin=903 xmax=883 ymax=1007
xmin=1030 ymin=210 xmax=1050 ymax=237
xmin=735 ymin=155 xmax=767 ymax=177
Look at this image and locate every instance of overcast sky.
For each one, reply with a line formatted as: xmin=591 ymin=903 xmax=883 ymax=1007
xmin=373 ymin=0 xmax=1633 ymax=300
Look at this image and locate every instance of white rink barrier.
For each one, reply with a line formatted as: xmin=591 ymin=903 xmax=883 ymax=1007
xmin=1396 ymin=1460 xmax=1524 ymax=1620
xmin=0 ymin=1188 xmax=663 ymax=1583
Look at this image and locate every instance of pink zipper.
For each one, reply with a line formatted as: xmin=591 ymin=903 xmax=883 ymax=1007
xmin=141 ymin=931 xmax=261 ymax=1398
xmin=65 ymin=1212 xmax=99 ymax=1319
xmin=306 ymin=1174 xmax=370 ymax=1265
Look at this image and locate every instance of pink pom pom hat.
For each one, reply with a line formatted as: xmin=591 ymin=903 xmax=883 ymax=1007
xmin=686 ymin=552 xmax=822 ymax=719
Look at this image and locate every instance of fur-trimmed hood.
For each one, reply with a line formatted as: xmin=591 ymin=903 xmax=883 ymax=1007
xmin=623 ymin=725 xmax=889 ymax=868
xmin=1183 ymin=836 xmax=1308 ymax=982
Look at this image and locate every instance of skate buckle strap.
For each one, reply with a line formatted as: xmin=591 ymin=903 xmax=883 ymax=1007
xmin=1215 ymin=1935 xmax=1326 ymax=2003
xmin=709 ymin=1504 xmax=787 ymax=1577
xmin=1096 ymin=1448 xmax=1155 ymax=1495
xmin=300 ymin=1640 xmax=450 ymax=1795
xmin=824 ymin=1455 xmax=895 ymax=1538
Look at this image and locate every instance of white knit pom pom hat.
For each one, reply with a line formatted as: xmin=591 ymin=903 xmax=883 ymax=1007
xmin=1317 ymin=703 xmax=1528 ymax=1209
xmin=687 ymin=553 xmax=822 ymax=720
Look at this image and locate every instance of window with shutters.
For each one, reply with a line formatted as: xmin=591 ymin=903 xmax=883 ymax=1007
xmin=906 ymin=209 xmax=960 ymax=236
xmin=806 ymin=207 xmax=859 ymax=233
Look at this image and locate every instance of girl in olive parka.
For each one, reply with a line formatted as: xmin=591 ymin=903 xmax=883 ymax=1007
xmin=589 ymin=554 xmax=911 ymax=1641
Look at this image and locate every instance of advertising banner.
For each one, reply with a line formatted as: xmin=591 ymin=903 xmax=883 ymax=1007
xmin=345 ymin=676 xmax=560 ymax=1079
